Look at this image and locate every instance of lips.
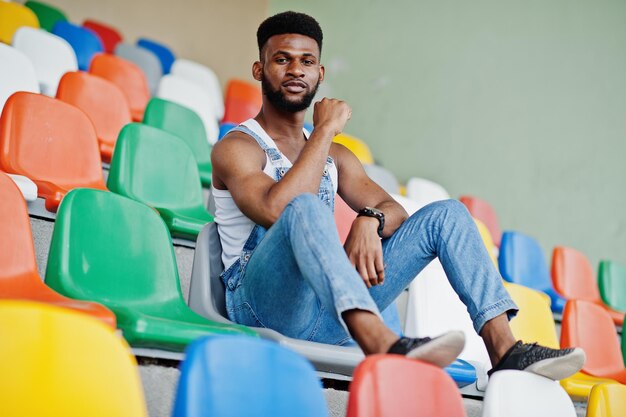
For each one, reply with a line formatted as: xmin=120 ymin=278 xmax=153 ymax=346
xmin=283 ymin=80 xmax=308 ymax=93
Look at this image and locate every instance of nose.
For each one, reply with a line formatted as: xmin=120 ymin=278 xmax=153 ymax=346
xmin=286 ymin=60 xmax=304 ymax=77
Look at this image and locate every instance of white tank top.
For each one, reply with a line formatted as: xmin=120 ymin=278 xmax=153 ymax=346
xmin=212 ymin=119 xmax=338 ymax=269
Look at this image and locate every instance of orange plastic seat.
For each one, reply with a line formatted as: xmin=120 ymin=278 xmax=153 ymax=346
xmin=552 ymin=246 xmax=624 ymax=326
xmin=335 ymin=195 xmax=356 ymax=244
xmin=83 ymin=19 xmax=122 ymax=54
xmin=459 ymin=195 xmax=502 ymax=247
xmin=0 ymin=1 xmax=39 ymax=44
xmin=56 ymin=71 xmax=132 ymax=163
xmin=89 ymin=54 xmax=150 ymax=122
xmin=0 ymin=92 xmax=106 ymax=212
xmin=561 ymin=300 xmax=626 ymax=383
xmin=0 ymin=171 xmax=115 ymax=328
xmin=346 ymin=355 xmax=467 ymax=417
xmin=222 ymin=79 xmax=262 ymax=124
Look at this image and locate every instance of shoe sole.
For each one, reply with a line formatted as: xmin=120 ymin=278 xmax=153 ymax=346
xmin=524 ymin=347 xmax=586 ymax=380
xmin=404 ymin=330 xmax=466 ymax=368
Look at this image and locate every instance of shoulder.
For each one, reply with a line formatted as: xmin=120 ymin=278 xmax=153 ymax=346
xmin=212 ymin=130 xmax=265 ymax=164
xmin=330 ymin=141 xmax=361 ymax=172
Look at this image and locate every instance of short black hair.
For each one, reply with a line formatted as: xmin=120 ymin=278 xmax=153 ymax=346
xmin=257 ymin=11 xmax=323 ymax=56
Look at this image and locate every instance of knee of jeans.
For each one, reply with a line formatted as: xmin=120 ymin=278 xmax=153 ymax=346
xmin=284 ymin=193 xmax=326 ymax=219
xmin=425 ymin=199 xmax=470 ymax=220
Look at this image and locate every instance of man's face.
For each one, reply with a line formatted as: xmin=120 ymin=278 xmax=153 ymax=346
xmin=254 ymin=34 xmax=324 ymax=113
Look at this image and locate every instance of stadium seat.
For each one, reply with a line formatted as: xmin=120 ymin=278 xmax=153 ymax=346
xmin=173 ymin=336 xmax=328 ymax=417
xmin=499 ymin=231 xmax=566 ymax=313
xmin=52 ymin=21 xmax=103 ymax=71
xmin=587 ymin=383 xmax=626 ymax=417
xmin=552 ymin=247 xmax=624 ymax=325
xmin=89 ymin=53 xmax=150 ymax=122
xmin=156 ymin=74 xmax=219 ymax=144
xmin=598 ymin=260 xmax=626 ymax=324
xmin=222 ymin=79 xmax=262 ymax=124
xmin=83 ymin=19 xmax=122 ymax=53
xmin=0 ymin=301 xmax=147 ymax=417
xmin=24 ymin=0 xmax=67 ymax=32
xmin=115 ymin=43 xmax=162 ymax=95
xmin=334 ymin=195 xmax=356 ymax=244
xmin=171 ymin=58 xmax=225 ymax=120
xmin=137 ymin=38 xmax=175 ymax=74
xmin=107 ymin=123 xmax=213 ymax=239
xmin=459 ymin=195 xmax=502 ymax=248
xmin=12 ymin=27 xmax=78 ymax=97
xmin=45 ymin=188 xmax=256 ymax=351
xmin=0 ymin=172 xmax=115 ymax=328
xmin=143 ymin=98 xmax=212 ymax=187
xmin=219 ymin=122 xmax=236 ymax=140
xmin=0 ymin=44 xmax=39 ymax=113
xmin=0 ymin=1 xmax=39 ymax=44
xmin=56 ymin=71 xmax=131 ymax=163
xmin=561 ymin=300 xmax=626 ymax=384
xmin=483 ymin=370 xmax=576 ymax=417
xmin=0 ymin=92 xmax=106 ymax=212
xmin=405 ymin=177 xmax=450 ymax=208
xmin=364 ymin=164 xmax=400 ymax=194
xmin=346 ymin=355 xmax=467 ymax=417
xmin=333 ymin=132 xmax=374 ymax=165
xmin=475 ymin=218 xmax=498 ymax=266
xmin=7 ymin=174 xmax=37 ymax=202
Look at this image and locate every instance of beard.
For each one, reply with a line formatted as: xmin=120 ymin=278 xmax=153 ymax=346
xmin=261 ymin=76 xmax=320 ymax=113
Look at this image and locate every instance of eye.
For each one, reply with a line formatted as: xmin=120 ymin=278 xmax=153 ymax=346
xmin=303 ymin=59 xmax=315 ymax=66
xmin=275 ymin=57 xmax=288 ymax=64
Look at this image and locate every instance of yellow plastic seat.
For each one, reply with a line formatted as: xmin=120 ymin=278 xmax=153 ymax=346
xmin=0 ymin=300 xmax=148 ymax=417
xmin=0 ymin=2 xmax=39 ymax=44
xmin=333 ymin=133 xmax=374 ymax=165
xmin=504 ymin=282 xmax=614 ymax=400
xmin=587 ymin=383 xmax=626 ymax=417
xmin=474 ymin=218 xmax=498 ymax=267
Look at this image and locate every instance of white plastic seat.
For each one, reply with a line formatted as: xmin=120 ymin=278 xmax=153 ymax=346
xmin=364 ymin=164 xmax=400 ymax=194
xmin=483 ymin=370 xmax=576 ymax=417
xmin=0 ymin=44 xmax=39 ymax=113
xmin=171 ymin=58 xmax=224 ymax=120
xmin=115 ymin=43 xmax=162 ymax=95
xmin=12 ymin=27 xmax=77 ymax=97
xmin=156 ymin=74 xmax=219 ymax=145
xmin=6 ymin=174 xmax=37 ymax=202
xmin=406 ymin=177 xmax=450 ymax=208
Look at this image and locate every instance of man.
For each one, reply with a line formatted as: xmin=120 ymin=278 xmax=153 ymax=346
xmin=211 ymin=11 xmax=584 ymax=378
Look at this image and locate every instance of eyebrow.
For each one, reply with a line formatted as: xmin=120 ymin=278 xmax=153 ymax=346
xmin=272 ymin=50 xmax=317 ymax=58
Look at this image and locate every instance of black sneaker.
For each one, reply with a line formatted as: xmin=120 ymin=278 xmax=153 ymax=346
xmin=488 ymin=341 xmax=585 ymax=380
xmin=387 ymin=330 xmax=465 ymax=368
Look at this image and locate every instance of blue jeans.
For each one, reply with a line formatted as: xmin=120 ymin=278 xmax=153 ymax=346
xmin=225 ymin=193 xmax=517 ymax=346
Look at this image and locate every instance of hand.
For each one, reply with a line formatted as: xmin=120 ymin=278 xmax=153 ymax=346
xmin=344 ymin=216 xmax=385 ymax=288
xmin=313 ymin=98 xmax=352 ymax=137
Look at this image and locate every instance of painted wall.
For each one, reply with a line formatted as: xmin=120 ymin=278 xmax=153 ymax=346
xmin=270 ymin=0 xmax=626 ymax=271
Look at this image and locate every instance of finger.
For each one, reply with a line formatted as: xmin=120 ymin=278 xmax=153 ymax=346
xmin=374 ymin=251 xmax=385 ymax=284
xmin=366 ymin=259 xmax=379 ymax=287
xmin=357 ymin=260 xmax=371 ymax=288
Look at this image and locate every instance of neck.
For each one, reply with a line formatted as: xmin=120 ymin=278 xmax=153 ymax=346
xmin=255 ymin=99 xmax=307 ymax=141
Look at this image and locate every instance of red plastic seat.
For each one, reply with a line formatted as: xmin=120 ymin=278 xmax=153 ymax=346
xmin=334 ymin=195 xmax=356 ymax=244
xmin=89 ymin=54 xmax=150 ymax=122
xmin=561 ymin=300 xmax=626 ymax=383
xmin=222 ymin=79 xmax=262 ymax=124
xmin=0 ymin=92 xmax=106 ymax=212
xmin=459 ymin=195 xmax=502 ymax=247
xmin=83 ymin=19 xmax=122 ymax=54
xmin=552 ymin=246 xmax=624 ymax=325
xmin=56 ymin=71 xmax=131 ymax=163
xmin=0 ymin=171 xmax=115 ymax=328
xmin=347 ymin=355 xmax=466 ymax=417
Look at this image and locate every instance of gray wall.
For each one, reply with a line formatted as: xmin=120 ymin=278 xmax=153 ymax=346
xmin=272 ymin=0 xmax=626 ymax=270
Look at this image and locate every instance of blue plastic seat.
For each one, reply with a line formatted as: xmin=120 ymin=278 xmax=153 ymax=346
xmin=218 ymin=122 xmax=236 ymax=140
xmin=499 ymin=231 xmax=566 ymax=313
xmin=172 ymin=336 xmax=329 ymax=417
xmin=137 ymin=38 xmax=175 ymax=74
xmin=52 ymin=21 xmax=103 ymax=70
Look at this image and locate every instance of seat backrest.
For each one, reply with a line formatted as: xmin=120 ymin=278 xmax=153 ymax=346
xmin=332 ymin=132 xmax=374 ymax=165
xmin=56 ymin=71 xmax=131 ymax=162
xmin=561 ymin=300 xmax=624 ymax=376
xmin=0 ymin=1 xmax=39 ymax=43
xmin=115 ymin=43 xmax=162 ymax=95
xmin=12 ymin=27 xmax=78 ymax=97
xmin=222 ymin=79 xmax=262 ymax=124
xmin=334 ymin=195 xmax=357 ymax=244
xmin=0 ymin=300 xmax=147 ymax=417
xmin=24 ymin=0 xmax=67 ymax=32
xmin=483 ymin=370 xmax=576 ymax=417
xmin=499 ymin=231 xmax=552 ymax=292
xmin=173 ymin=335 xmax=328 ymax=417
xmin=405 ymin=177 xmax=450 ymax=209
xmin=587 ymin=383 xmax=626 ymax=417
xmin=0 ymin=92 xmax=105 ymax=211
xmin=474 ymin=218 xmax=498 ymax=266
xmin=83 ymin=19 xmax=122 ymax=53
xmin=459 ymin=195 xmax=502 ymax=247
xmin=346 ymin=355 xmax=466 ymax=417
xmin=51 ymin=21 xmax=103 ymax=71
xmin=89 ymin=54 xmax=150 ymax=122
xmin=137 ymin=38 xmax=175 ymax=74
xmin=552 ymin=246 xmax=601 ymax=303
xmin=107 ymin=123 xmax=205 ymax=212
xmin=364 ymin=164 xmax=400 ymax=194
xmin=598 ymin=260 xmax=626 ymax=311
xmin=156 ymin=74 xmax=219 ymax=144
xmin=0 ymin=43 xmax=40 ymax=112
xmin=171 ymin=58 xmax=224 ymax=120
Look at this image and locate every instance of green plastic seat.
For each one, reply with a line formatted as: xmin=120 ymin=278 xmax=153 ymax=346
xmin=24 ymin=1 xmax=67 ymax=32
xmin=45 ymin=188 xmax=256 ymax=351
xmin=107 ymin=123 xmax=213 ymax=239
xmin=143 ymin=98 xmax=212 ymax=187
xmin=598 ymin=260 xmax=626 ymax=362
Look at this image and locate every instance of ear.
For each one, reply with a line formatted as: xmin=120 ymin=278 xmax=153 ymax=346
xmin=252 ymin=61 xmax=263 ymax=82
xmin=319 ymin=65 xmax=325 ymax=83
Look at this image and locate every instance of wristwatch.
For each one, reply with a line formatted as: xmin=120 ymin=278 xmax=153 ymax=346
xmin=357 ymin=207 xmax=385 ymax=237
